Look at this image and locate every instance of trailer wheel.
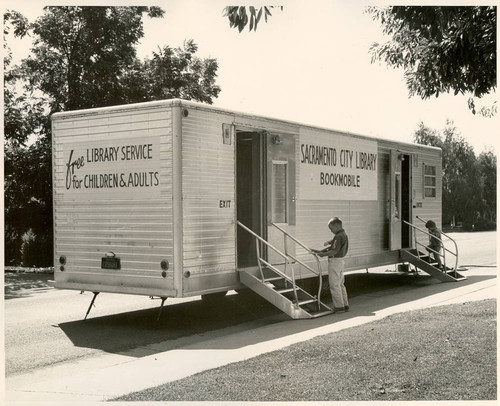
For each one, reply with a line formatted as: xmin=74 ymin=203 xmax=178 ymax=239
xmin=201 ymin=291 xmax=228 ymax=303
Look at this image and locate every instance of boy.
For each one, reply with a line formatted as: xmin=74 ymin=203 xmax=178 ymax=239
xmin=425 ymin=220 xmax=442 ymax=268
xmin=311 ymin=217 xmax=349 ymax=313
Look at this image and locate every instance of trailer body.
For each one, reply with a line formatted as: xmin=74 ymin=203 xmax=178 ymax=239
xmin=52 ymin=99 xmax=443 ymax=299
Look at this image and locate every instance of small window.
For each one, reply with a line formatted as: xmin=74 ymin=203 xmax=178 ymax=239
xmin=272 ymin=162 xmax=287 ymax=223
xmin=424 ymin=164 xmax=436 ymax=198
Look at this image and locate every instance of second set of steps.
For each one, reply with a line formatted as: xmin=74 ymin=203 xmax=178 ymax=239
xmin=400 ymin=248 xmax=466 ymax=282
xmin=239 ymin=263 xmax=333 ymax=319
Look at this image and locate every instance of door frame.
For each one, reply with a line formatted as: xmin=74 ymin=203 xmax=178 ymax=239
xmin=235 ymin=129 xmax=267 ymax=268
xmin=401 ymin=153 xmax=412 ymax=248
xmin=235 ymin=127 xmax=297 ymax=266
xmin=265 ymin=131 xmax=297 ymax=264
xmin=389 ymin=150 xmax=412 ymax=250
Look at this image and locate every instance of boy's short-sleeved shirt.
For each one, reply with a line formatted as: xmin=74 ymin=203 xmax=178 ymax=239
xmin=329 ymin=229 xmax=349 ymax=258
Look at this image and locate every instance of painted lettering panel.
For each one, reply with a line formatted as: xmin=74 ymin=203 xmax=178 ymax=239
xmin=62 ymin=135 xmax=161 ymax=199
xmin=299 ymin=128 xmax=378 ymax=200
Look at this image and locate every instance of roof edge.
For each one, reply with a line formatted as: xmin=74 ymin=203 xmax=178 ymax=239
xmin=51 ymin=98 xmax=441 ymax=152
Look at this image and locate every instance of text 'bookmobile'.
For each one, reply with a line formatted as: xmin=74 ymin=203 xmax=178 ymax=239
xmin=52 ymin=99 xmax=465 ymax=320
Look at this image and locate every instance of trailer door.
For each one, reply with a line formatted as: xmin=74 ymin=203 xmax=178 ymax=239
xmin=389 ymin=150 xmax=402 ymax=250
xmin=236 ymin=131 xmax=265 ymax=268
xmin=266 ymin=132 xmax=296 ymax=264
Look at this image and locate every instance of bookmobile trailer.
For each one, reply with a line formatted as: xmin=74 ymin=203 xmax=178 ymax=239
xmin=52 ymin=99 xmax=464 ymax=320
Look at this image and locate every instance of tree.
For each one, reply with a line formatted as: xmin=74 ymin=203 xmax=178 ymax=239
xmin=4 ymin=11 xmax=50 ymax=265
xmin=22 ymin=6 xmax=164 ymax=112
xmin=441 ymin=122 xmax=483 ymax=227
xmin=4 ymin=138 xmax=53 ymax=265
xmin=367 ymin=6 xmax=497 ymax=116
xmin=4 ymin=11 xmax=45 ymax=146
xmin=414 ymin=121 xmax=493 ymax=229
xmin=222 ymin=6 xmax=282 ymax=32
xmin=413 ymin=122 xmax=443 ymax=149
xmin=478 ymin=149 xmax=497 ymax=222
xmin=121 ymin=40 xmax=220 ymax=104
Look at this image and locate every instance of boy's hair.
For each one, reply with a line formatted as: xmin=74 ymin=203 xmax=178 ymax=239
xmin=328 ymin=217 xmax=342 ymax=228
xmin=425 ymin=220 xmax=436 ymax=229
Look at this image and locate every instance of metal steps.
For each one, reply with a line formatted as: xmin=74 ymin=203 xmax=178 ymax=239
xmin=239 ymin=265 xmax=333 ymax=319
xmin=400 ymin=249 xmax=466 ymax=282
xmin=236 ymin=221 xmax=333 ymax=319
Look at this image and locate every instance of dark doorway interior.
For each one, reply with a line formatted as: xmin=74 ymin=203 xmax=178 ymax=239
xmin=236 ymin=131 xmax=265 ymax=268
xmin=401 ymin=154 xmax=411 ymax=248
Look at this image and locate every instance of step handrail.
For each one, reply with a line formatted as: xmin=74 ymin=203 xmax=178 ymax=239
xmin=403 ymin=220 xmax=449 ymax=270
xmin=237 ymin=221 xmax=300 ymax=304
xmin=271 ymin=222 xmax=325 ymax=309
xmin=416 ymin=216 xmax=459 ymax=277
xmin=415 ymin=215 xmax=459 ymax=249
xmin=403 ymin=217 xmax=458 ymax=274
xmin=271 ymin=222 xmax=313 ymax=253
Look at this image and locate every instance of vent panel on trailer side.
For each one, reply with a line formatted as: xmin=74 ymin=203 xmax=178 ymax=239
xmin=52 ymin=103 xmax=176 ymax=297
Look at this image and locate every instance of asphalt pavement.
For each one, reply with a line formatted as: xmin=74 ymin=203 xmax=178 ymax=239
xmin=4 ymin=264 xmax=496 ymax=403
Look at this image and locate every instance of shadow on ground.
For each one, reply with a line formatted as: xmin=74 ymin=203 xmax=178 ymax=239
xmin=4 ymin=273 xmax=54 ymax=300
xmin=56 ymin=270 xmax=495 ymax=357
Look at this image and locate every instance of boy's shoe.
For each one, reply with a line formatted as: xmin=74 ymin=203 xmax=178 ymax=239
xmin=344 ymin=305 xmax=349 ymax=312
xmin=333 ymin=307 xmax=346 ymax=313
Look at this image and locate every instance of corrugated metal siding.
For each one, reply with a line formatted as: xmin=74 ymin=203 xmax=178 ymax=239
xmin=53 ymin=106 xmax=175 ymax=294
xmin=181 ymin=108 xmax=236 ymax=282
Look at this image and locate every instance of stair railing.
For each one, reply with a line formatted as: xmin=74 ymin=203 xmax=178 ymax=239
xmin=416 ymin=216 xmax=459 ymax=277
xmin=237 ymin=221 xmax=300 ymax=305
xmin=403 ymin=217 xmax=458 ymax=275
xmin=271 ymin=223 xmax=326 ymax=310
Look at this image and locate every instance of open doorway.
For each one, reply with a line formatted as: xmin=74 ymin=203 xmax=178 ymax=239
xmin=401 ymin=154 xmax=411 ymax=248
xmin=236 ymin=131 xmax=266 ymax=268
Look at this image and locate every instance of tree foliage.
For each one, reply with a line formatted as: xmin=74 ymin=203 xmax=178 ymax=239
xmin=4 ymin=138 xmax=53 ymax=265
xmin=223 ymin=6 xmax=282 ymax=32
xmin=121 ymin=40 xmax=220 ymax=104
xmin=368 ymin=6 xmax=497 ymax=116
xmin=4 ymin=6 xmax=222 ymax=266
xmin=22 ymin=6 xmax=165 ymax=111
xmin=478 ymin=149 xmax=497 ymax=222
xmin=4 ymin=11 xmax=44 ymax=146
xmin=414 ymin=121 xmax=496 ymax=229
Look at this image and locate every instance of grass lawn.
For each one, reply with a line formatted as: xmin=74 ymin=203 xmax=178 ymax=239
xmin=114 ymin=299 xmax=496 ymax=401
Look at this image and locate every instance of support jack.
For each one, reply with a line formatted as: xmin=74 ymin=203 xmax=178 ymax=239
xmin=157 ymin=297 xmax=167 ymax=321
xmin=84 ymin=292 xmax=99 ymax=320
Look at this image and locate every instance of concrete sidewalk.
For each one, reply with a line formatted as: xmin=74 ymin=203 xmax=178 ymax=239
xmin=5 ymin=268 xmax=497 ymax=403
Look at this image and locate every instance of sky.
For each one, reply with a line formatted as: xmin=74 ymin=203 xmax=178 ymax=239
xmin=4 ymin=0 xmax=498 ymax=153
